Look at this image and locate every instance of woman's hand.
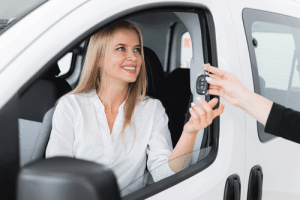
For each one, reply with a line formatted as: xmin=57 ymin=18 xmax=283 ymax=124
xmin=204 ymin=64 xmax=250 ymax=108
xmin=183 ymin=97 xmax=225 ymax=134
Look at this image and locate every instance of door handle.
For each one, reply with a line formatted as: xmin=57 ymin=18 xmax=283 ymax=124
xmin=247 ymin=165 xmax=263 ymax=200
xmin=233 ymin=179 xmax=240 ymax=200
xmin=224 ymin=174 xmax=241 ymax=200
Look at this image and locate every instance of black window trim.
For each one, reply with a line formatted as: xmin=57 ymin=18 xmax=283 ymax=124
xmin=0 ymin=92 xmax=19 ymax=199
xmin=15 ymin=2 xmax=219 ymax=200
xmin=242 ymin=8 xmax=300 ymax=143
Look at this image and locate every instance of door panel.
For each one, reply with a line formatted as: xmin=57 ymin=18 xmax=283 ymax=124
xmin=144 ymin=0 xmax=246 ymax=199
xmin=228 ymin=0 xmax=300 ymax=199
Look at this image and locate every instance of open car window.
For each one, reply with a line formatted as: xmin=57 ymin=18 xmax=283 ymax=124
xmin=13 ymin=4 xmax=218 ymax=199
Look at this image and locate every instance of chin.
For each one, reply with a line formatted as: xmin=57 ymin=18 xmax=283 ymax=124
xmin=127 ymin=79 xmax=137 ymax=83
xmin=123 ymin=75 xmax=138 ymax=83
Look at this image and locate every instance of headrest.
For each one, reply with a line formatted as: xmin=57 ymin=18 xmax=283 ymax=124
xmin=143 ymin=47 xmax=166 ymax=97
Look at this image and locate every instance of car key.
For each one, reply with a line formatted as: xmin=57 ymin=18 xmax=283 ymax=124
xmin=196 ymin=63 xmax=210 ymax=95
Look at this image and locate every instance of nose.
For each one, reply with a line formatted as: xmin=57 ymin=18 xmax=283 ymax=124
xmin=126 ymin=50 xmax=138 ymax=62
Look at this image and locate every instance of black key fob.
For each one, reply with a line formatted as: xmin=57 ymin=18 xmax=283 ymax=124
xmin=196 ymin=73 xmax=210 ymax=95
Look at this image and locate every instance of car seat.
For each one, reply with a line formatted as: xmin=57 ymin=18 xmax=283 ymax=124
xmin=164 ymin=68 xmax=191 ymax=146
xmin=19 ymin=63 xmax=72 ymax=167
xmin=143 ymin=47 xmax=182 ymax=147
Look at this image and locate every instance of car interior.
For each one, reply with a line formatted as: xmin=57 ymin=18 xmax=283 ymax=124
xmin=17 ymin=10 xmax=214 ymax=196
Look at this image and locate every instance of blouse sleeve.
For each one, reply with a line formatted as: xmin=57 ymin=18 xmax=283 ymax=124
xmin=147 ymin=99 xmax=175 ymax=182
xmin=45 ymin=96 xmax=75 ymax=158
xmin=265 ymin=102 xmax=300 ymax=144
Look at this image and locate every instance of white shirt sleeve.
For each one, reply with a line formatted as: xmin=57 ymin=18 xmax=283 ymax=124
xmin=147 ymin=99 xmax=175 ymax=182
xmin=45 ymin=96 xmax=75 ymax=158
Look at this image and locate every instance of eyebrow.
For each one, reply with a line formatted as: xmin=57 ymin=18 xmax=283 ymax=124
xmin=115 ymin=43 xmax=141 ymax=47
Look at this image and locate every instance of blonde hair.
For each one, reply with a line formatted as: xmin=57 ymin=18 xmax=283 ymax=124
xmin=55 ymin=21 xmax=147 ymax=148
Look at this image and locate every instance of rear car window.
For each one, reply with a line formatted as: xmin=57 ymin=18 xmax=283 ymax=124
xmin=243 ymin=9 xmax=300 ymax=142
xmin=57 ymin=52 xmax=72 ymax=76
xmin=180 ymin=32 xmax=193 ymax=68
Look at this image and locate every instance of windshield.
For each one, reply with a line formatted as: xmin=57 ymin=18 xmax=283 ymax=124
xmin=0 ymin=0 xmax=47 ymax=35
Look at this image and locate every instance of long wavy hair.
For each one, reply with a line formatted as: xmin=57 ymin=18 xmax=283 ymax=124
xmin=55 ymin=21 xmax=147 ymax=147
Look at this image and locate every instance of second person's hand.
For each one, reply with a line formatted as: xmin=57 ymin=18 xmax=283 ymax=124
xmin=203 ymin=64 xmax=250 ymax=108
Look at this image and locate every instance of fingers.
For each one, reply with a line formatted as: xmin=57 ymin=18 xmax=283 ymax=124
xmin=208 ymin=97 xmax=219 ymax=108
xmin=191 ymin=101 xmax=205 ymax=119
xmin=189 ymin=106 xmax=199 ymax=120
xmin=206 ymin=76 xmax=223 ymax=87
xmin=196 ymin=97 xmax=212 ymax=113
xmin=189 ymin=97 xmax=225 ymax=132
xmin=209 ymin=85 xmax=219 ymax=90
xmin=203 ymin=64 xmax=226 ymax=77
xmin=195 ymin=97 xmax=225 ymax=119
xmin=207 ymin=88 xmax=222 ymax=96
xmin=207 ymin=74 xmax=221 ymax=80
xmin=213 ymin=101 xmax=225 ymax=117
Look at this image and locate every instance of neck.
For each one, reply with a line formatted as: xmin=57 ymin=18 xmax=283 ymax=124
xmin=97 ymin=79 xmax=129 ymax=112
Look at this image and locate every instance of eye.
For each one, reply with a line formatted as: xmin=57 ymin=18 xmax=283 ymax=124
xmin=134 ymin=48 xmax=141 ymax=53
xmin=117 ymin=47 xmax=125 ymax=51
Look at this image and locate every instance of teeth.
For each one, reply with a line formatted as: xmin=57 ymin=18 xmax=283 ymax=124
xmin=123 ymin=67 xmax=135 ymax=70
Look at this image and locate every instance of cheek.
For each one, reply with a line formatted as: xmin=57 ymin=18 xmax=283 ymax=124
xmin=137 ymin=56 xmax=142 ymax=67
xmin=110 ymin=54 xmax=125 ymax=67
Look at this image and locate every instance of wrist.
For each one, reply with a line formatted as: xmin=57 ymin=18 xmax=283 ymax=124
xmin=237 ymin=89 xmax=252 ymax=109
xmin=182 ymin=128 xmax=198 ymax=138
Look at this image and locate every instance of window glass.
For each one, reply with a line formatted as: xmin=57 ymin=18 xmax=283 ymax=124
xmin=252 ymin=22 xmax=300 ymax=110
xmin=180 ymin=32 xmax=193 ymax=68
xmin=121 ymin=145 xmax=212 ymax=197
xmin=243 ymin=9 xmax=300 ymax=142
xmin=57 ymin=52 xmax=72 ymax=76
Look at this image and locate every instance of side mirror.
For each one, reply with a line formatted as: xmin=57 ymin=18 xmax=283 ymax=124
xmin=17 ymin=157 xmax=121 ymax=200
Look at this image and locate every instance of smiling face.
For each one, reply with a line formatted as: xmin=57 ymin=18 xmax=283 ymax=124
xmin=99 ymin=28 xmax=142 ymax=85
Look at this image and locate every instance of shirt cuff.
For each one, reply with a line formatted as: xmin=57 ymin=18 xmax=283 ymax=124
xmin=264 ymin=102 xmax=286 ymax=136
xmin=150 ymin=161 xmax=176 ymax=182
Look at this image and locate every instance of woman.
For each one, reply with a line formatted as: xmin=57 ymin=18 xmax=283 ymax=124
xmin=45 ymin=21 xmax=225 ymax=195
xmin=204 ymin=64 xmax=300 ymax=144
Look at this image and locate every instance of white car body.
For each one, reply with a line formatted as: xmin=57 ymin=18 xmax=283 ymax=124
xmin=1 ymin=0 xmax=300 ymax=199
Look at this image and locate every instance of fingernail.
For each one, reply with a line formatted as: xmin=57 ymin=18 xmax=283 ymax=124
xmin=196 ymin=97 xmax=201 ymax=101
xmin=206 ymin=77 xmax=211 ymax=82
xmin=191 ymin=102 xmax=196 ymax=106
xmin=205 ymin=63 xmax=210 ymax=70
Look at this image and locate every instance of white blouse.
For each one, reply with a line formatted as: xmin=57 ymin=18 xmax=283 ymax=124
xmin=45 ymin=89 xmax=175 ymax=196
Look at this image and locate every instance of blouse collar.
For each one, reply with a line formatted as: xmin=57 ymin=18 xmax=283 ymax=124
xmin=91 ymin=89 xmax=125 ymax=114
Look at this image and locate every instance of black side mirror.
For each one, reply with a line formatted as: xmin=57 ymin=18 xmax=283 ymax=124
xmin=17 ymin=157 xmax=121 ymax=200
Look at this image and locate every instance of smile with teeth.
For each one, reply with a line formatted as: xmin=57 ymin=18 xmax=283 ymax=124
xmin=122 ymin=66 xmax=136 ymax=73
xmin=123 ymin=66 xmax=135 ymax=70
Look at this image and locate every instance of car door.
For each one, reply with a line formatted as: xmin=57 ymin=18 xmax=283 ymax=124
xmin=142 ymin=1 xmax=246 ymax=199
xmin=228 ymin=0 xmax=300 ymax=199
xmin=0 ymin=0 xmax=246 ymax=199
